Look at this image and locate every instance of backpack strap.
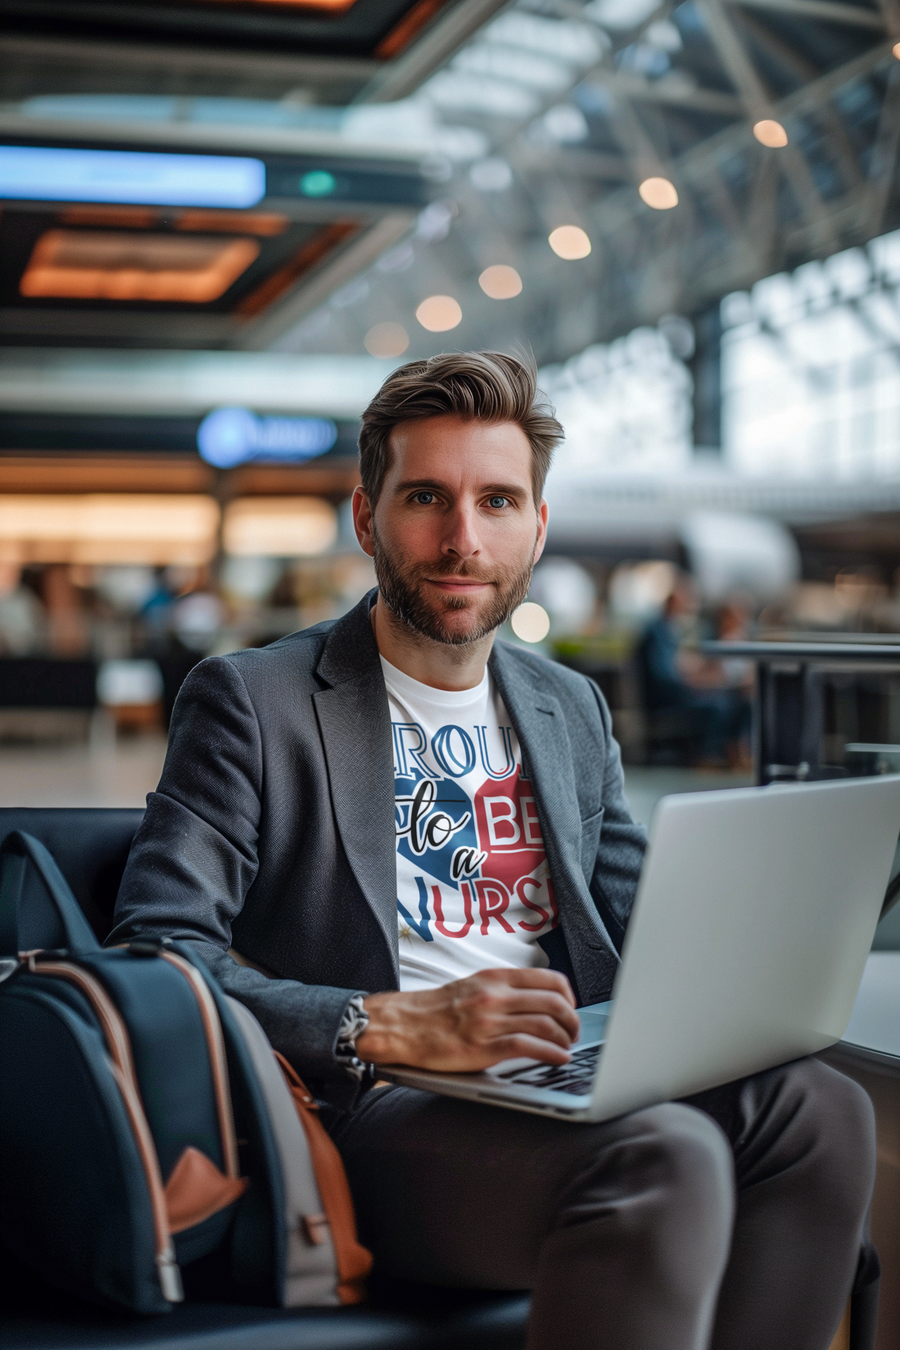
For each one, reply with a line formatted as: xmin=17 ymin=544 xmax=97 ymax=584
xmin=0 ymin=830 xmax=99 ymax=956
xmin=274 ymin=1052 xmax=373 ymax=1305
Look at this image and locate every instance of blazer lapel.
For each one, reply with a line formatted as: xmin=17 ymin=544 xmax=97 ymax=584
xmin=489 ymin=644 xmax=620 ymax=1001
xmin=313 ymin=595 xmax=399 ymax=982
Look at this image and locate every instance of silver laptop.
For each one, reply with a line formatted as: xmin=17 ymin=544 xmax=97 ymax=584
xmin=382 ymin=776 xmax=900 ymax=1122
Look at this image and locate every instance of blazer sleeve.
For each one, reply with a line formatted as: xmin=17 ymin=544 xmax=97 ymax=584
xmin=107 ymin=656 xmax=366 ymax=1098
xmin=587 ymin=680 xmax=647 ymax=953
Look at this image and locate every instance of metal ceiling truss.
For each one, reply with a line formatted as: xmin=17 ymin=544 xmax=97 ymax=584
xmin=0 ymin=0 xmax=512 ymax=105
xmin=492 ymin=14 xmax=900 ymax=356
xmin=1 ymin=0 xmax=897 ymax=364
xmin=307 ymin=0 xmax=895 ymax=361
xmin=279 ymin=0 xmax=900 ymax=366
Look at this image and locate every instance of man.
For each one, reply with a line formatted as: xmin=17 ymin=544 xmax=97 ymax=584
xmin=111 ymin=352 xmax=874 ymax=1350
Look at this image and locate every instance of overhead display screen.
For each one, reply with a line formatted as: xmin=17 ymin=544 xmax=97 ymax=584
xmin=0 ymin=146 xmax=266 ymax=209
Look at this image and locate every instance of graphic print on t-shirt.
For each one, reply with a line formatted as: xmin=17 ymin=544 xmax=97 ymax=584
xmin=382 ymin=660 xmax=560 ymax=991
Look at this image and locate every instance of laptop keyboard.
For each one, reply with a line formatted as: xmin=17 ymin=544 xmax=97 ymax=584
xmin=497 ymin=1043 xmax=602 ymax=1096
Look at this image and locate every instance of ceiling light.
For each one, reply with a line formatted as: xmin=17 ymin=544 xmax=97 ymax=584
xmin=223 ymin=497 xmax=337 ymax=558
xmin=638 ymin=177 xmax=679 ymax=209
xmin=0 ymin=495 xmax=219 ymax=566
xmin=416 ymin=295 xmax=462 ymax=332
xmin=893 ymin=40 xmax=900 ymax=58
xmin=479 ymin=265 xmax=523 ymax=299
xmin=364 ymin=322 xmax=409 ymax=357
xmin=511 ymin=602 xmax=551 ymax=643
xmin=752 ymin=119 xmax=788 ymax=148
xmin=548 ymin=225 xmax=591 ymax=259
xmin=20 ymin=230 xmax=259 ymax=303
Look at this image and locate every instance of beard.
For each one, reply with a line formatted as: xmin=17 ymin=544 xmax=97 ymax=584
xmin=372 ymin=528 xmax=535 ymax=647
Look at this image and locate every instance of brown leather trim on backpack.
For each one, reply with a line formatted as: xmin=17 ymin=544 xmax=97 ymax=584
xmin=160 ymin=952 xmax=241 ymax=1179
xmin=274 ymin=1052 xmax=373 ymax=1305
xmin=164 ymin=1145 xmax=248 ymax=1234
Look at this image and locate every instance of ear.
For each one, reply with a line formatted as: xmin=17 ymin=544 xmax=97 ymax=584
xmin=532 ymin=499 xmax=549 ymax=565
xmin=352 ymin=485 xmax=376 ymax=558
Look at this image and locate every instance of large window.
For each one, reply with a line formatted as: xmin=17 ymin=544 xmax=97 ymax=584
xmin=721 ymin=230 xmax=900 ymax=481
xmin=541 ymin=326 xmax=693 ymax=474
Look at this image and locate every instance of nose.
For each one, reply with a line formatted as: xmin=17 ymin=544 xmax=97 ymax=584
xmin=441 ymin=500 xmax=481 ymax=561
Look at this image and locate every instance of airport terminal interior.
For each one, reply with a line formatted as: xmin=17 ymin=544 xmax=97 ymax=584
xmin=4 ymin=0 xmax=900 ymax=1348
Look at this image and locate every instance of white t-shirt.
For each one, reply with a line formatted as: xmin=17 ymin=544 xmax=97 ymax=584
xmin=380 ymin=656 xmax=559 ymax=992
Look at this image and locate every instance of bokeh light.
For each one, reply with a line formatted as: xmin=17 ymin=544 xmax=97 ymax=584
xmin=638 ymin=177 xmax=679 ymax=210
xmin=752 ymin=119 xmax=789 ymax=148
xmin=478 ymin=264 xmax=523 ymax=299
xmin=364 ymin=322 xmax=409 ymax=357
xmin=548 ymin=225 xmax=591 ymax=260
xmin=511 ymin=601 xmax=551 ymax=643
xmin=416 ymin=294 xmax=462 ymax=331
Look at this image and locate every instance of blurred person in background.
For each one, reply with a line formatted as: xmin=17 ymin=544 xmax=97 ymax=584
xmin=637 ymin=574 xmax=751 ymax=766
xmin=42 ymin=564 xmax=88 ymax=658
xmin=714 ymin=598 xmax=756 ymax=691
xmin=0 ymin=562 xmax=44 ymax=655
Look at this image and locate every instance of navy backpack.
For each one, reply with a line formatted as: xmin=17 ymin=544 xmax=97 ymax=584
xmin=0 ymin=830 xmax=371 ymax=1315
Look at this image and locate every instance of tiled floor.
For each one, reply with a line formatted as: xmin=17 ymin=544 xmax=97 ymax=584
xmin=0 ymin=733 xmax=753 ymax=814
xmin=0 ymin=733 xmax=168 ymax=807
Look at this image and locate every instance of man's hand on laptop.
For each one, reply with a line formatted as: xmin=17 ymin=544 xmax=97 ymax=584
xmin=356 ymin=968 xmax=579 ymax=1071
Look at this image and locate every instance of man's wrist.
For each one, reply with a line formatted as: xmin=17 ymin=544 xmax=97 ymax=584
xmin=357 ymin=991 xmax=414 ymax=1065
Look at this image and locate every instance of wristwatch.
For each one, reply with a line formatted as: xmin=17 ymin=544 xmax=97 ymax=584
xmin=336 ymin=994 xmax=371 ymax=1082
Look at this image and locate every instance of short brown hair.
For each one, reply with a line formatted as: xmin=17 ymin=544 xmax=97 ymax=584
xmin=358 ymin=351 xmax=563 ymax=507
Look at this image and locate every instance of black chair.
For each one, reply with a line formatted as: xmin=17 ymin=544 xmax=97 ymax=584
xmin=0 ymin=807 xmax=529 ymax=1350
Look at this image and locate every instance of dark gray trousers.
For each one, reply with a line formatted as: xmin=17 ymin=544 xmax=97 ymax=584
xmin=329 ymin=1058 xmax=875 ymax=1350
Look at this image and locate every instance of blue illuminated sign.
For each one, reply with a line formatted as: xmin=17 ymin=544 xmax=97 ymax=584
xmin=197 ymin=407 xmax=338 ymax=469
xmin=0 ymin=145 xmax=266 ymax=208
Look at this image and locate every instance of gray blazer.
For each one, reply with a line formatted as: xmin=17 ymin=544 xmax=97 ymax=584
xmin=110 ymin=592 xmax=646 ymax=1106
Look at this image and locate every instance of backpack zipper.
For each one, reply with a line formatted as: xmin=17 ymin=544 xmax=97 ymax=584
xmin=26 ymin=957 xmax=183 ymax=1303
xmin=159 ymin=951 xmax=240 ymax=1179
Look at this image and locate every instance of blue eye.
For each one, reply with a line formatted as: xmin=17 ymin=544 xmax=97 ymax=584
xmin=414 ymin=491 xmax=435 ymax=504
xmin=488 ymin=496 xmax=509 ymax=509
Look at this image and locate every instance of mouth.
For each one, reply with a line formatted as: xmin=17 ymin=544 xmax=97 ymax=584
xmin=424 ymin=577 xmax=493 ymax=594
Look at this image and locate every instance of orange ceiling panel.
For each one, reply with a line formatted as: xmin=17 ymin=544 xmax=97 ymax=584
xmin=175 ymin=209 xmax=289 ymax=236
xmin=20 ymin=230 xmax=260 ymax=303
xmin=197 ymin=0 xmax=359 ymax=10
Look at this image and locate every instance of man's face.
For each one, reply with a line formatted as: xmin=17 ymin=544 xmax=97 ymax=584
xmin=353 ymin=415 xmax=548 ymax=646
